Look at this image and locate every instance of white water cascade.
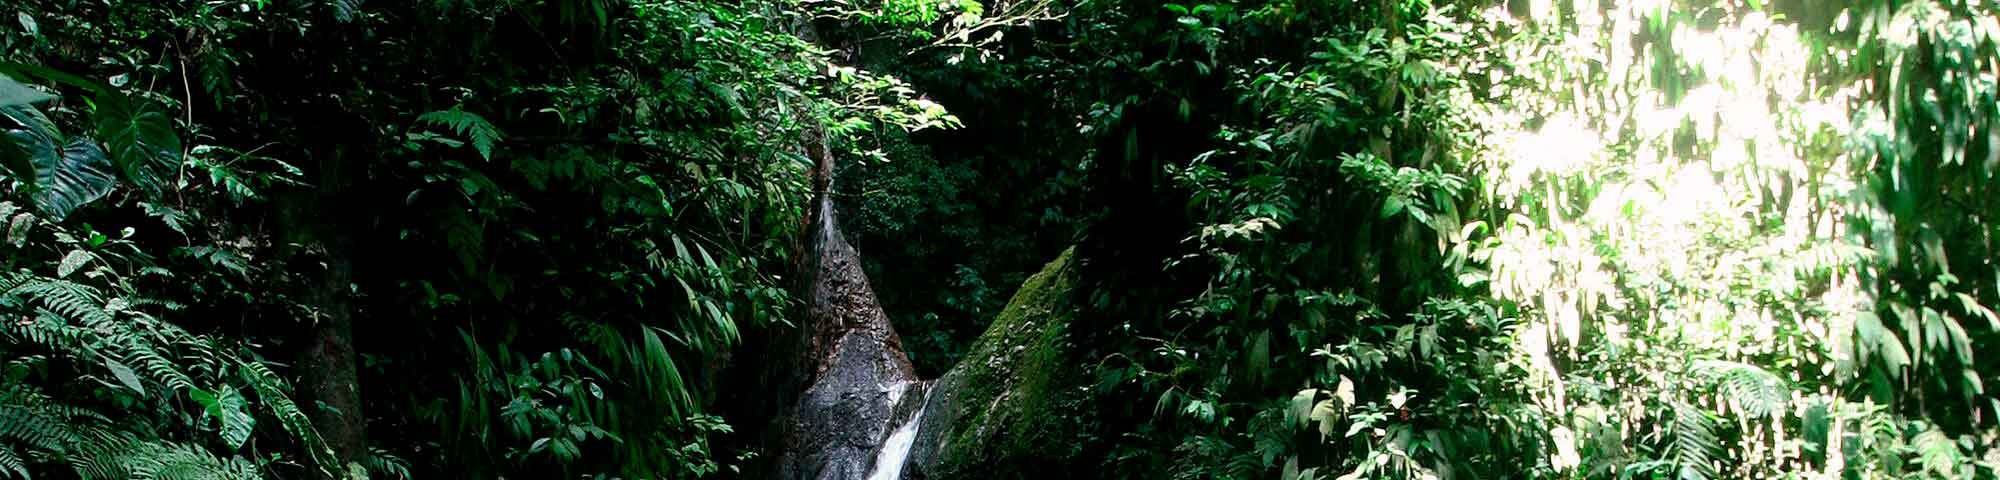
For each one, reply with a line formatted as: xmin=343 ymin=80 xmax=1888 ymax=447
xmin=864 ymin=385 xmax=929 ymax=480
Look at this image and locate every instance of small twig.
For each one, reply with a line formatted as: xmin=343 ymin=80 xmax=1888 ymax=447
xmin=176 ymin=48 xmax=194 ymax=207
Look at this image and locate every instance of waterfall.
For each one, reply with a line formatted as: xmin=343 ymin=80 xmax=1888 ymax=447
xmin=865 ymin=389 xmax=927 ymax=480
xmin=770 ymin=135 xmax=928 ymax=479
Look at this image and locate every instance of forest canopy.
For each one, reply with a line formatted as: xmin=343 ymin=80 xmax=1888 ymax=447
xmin=1 ymin=0 xmax=1997 ymax=479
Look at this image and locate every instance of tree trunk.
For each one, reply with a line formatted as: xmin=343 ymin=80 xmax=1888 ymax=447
xmin=298 ymin=241 xmax=367 ymax=478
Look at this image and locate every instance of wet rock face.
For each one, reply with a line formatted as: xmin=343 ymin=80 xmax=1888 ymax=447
xmin=778 ymin=331 xmax=923 ymax=479
xmin=771 ymin=192 xmax=923 ymax=480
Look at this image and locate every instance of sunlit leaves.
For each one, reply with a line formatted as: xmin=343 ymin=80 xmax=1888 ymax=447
xmin=1463 ymin=0 xmax=2000 ymax=476
xmin=1670 ymin=402 xmax=1721 ymax=480
xmin=1836 ymin=0 xmax=2000 ymax=425
xmin=1697 ymin=361 xmax=1789 ymax=419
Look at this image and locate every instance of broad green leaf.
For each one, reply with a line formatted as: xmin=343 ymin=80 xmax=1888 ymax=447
xmin=34 ymin=140 xmax=116 ymax=221
xmin=14 ymin=13 xmax=35 ymax=37
xmin=191 ymin=386 xmax=255 ymax=450
xmin=95 ymin=93 xmax=180 ymax=195
xmin=4 ymin=104 xmax=117 ymax=220
xmin=0 ymin=75 xmax=51 ymax=107
xmin=57 ymin=249 xmax=95 ymax=278
xmin=1333 ymin=375 xmax=1355 ymax=407
xmin=7 ymin=212 xmax=32 ymax=246
xmin=1379 ymin=195 xmax=1406 ymax=218
xmin=1247 ymin=329 xmax=1270 ymax=381
xmin=1342 ymin=420 xmax=1367 ymax=438
xmin=1289 ymin=388 xmax=1317 ymax=429
xmin=104 ymin=358 xmax=144 ymax=395
xmin=0 ymin=103 xmax=53 ymax=183
xmin=1311 ymin=399 xmax=1341 ymax=438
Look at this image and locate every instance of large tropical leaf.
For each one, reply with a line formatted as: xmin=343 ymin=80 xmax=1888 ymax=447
xmin=0 ymin=104 xmax=47 ymax=183
xmin=94 ymin=93 xmax=179 ymax=196
xmin=0 ymin=75 xmax=52 ymax=107
xmin=189 ymin=386 xmax=255 ymax=451
xmin=34 ymin=141 xmax=115 ymax=222
xmin=2 ymin=104 xmax=117 ymax=221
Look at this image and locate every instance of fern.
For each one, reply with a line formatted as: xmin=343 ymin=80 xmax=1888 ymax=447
xmin=126 ymin=442 xmax=258 ymax=480
xmin=359 ymin=447 xmax=414 ymax=479
xmin=6 ymin=276 xmax=203 ymax=394
xmin=0 ymin=443 xmax=25 ymax=480
xmin=1670 ymin=402 xmax=1720 ymax=480
xmin=6 ymin=310 xmax=88 ymax=352
xmin=415 ymin=107 xmax=503 ymax=161
xmin=238 ymin=362 xmax=337 ymax=473
xmin=1697 ymin=360 xmax=1789 ymax=419
xmin=329 ymin=0 xmax=365 ymax=22
xmin=73 ymin=436 xmax=258 ymax=480
xmin=0 ymin=264 xmax=321 ymax=479
xmin=0 ymin=404 xmax=79 ymax=453
xmin=1911 ymin=428 xmax=1964 ymax=478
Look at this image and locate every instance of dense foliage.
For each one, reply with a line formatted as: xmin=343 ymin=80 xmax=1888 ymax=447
xmin=0 ymin=0 xmax=946 ymax=478
xmin=3 ymin=0 xmax=1999 ymax=479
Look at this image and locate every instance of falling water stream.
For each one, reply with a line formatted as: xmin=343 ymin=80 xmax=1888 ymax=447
xmin=773 ymin=147 xmax=933 ymax=479
xmin=864 ymin=381 xmax=929 ymax=480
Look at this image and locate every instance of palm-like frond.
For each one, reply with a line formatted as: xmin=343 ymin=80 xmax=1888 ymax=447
xmin=1670 ymin=402 xmax=1720 ymax=480
xmin=415 ymin=107 xmax=503 ymax=161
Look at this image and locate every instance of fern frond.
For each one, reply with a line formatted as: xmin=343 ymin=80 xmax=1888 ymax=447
xmin=1671 ymin=402 xmax=1720 ymax=480
xmin=1696 ymin=360 xmax=1789 ymax=419
xmin=73 ymin=437 xmax=256 ymax=480
xmin=0 ymin=273 xmax=34 ymax=297
xmin=0 ymin=443 xmax=26 ymax=480
xmin=14 ymin=279 xmax=110 ymax=326
xmin=127 ymin=442 xmax=258 ymax=480
xmin=6 ymin=276 xmax=200 ymax=394
xmin=238 ymin=362 xmax=336 ymax=471
xmin=6 ymin=311 xmax=89 ymax=352
xmin=360 ymin=447 xmax=414 ymax=479
xmin=330 ymin=0 xmax=364 ymax=22
xmin=0 ymin=404 xmax=81 ymax=453
xmin=415 ymin=107 xmax=503 ymax=161
xmin=1912 ymin=428 xmax=1964 ymax=477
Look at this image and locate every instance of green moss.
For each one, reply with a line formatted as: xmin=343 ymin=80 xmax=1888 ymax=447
xmin=925 ymin=247 xmax=1096 ymax=477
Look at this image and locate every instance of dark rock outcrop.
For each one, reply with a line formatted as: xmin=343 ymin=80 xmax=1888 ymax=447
xmin=768 ymin=171 xmax=927 ymax=479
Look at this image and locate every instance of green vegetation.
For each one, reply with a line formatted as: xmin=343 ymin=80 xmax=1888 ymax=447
xmin=3 ymin=0 xmax=1999 ymax=478
xmin=918 ymin=247 xmax=1092 ymax=477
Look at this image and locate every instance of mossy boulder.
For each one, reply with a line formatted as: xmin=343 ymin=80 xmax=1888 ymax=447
xmin=905 ymin=247 xmax=1097 ymax=479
